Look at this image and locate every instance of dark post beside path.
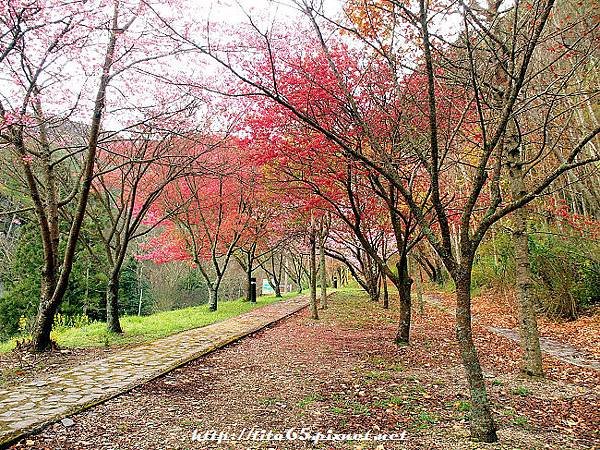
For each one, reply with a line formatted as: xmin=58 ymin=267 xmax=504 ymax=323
xmin=250 ymin=277 xmax=257 ymax=303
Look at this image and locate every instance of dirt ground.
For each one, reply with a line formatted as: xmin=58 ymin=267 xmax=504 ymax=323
xmin=8 ymin=290 xmax=600 ymax=450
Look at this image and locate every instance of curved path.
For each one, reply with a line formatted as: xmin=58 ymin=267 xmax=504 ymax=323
xmin=0 ymin=296 xmax=309 ymax=448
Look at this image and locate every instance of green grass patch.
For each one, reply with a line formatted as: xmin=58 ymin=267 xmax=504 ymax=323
xmin=0 ymin=294 xmax=294 ymax=353
xmin=368 ymin=356 xmax=404 ymax=372
xmin=325 ymin=289 xmax=383 ymax=329
xmin=365 ymin=370 xmax=392 ymax=381
xmin=512 ymin=386 xmax=531 ymax=397
xmin=414 ymin=411 xmax=438 ymax=429
xmin=260 ymin=396 xmax=282 ymax=406
xmin=512 ymin=415 xmax=529 ymax=427
xmin=350 ymin=401 xmax=370 ymax=415
xmin=0 ymin=340 xmax=15 ymax=353
xmin=374 ymin=395 xmax=405 ymax=408
xmin=297 ymin=393 xmax=324 ymax=408
xmin=453 ymin=400 xmax=471 ymax=412
xmin=331 ymin=393 xmax=371 ymax=416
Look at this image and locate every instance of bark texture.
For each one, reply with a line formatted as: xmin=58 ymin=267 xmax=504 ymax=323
xmin=395 ymin=258 xmax=412 ymax=345
xmin=309 ymin=226 xmax=319 ymax=319
xmin=381 ymin=272 xmax=389 ymax=309
xmin=106 ymin=273 xmax=123 ymax=334
xmin=513 ymin=208 xmax=543 ymax=377
xmin=455 ymin=267 xmax=498 ymax=442
xmin=508 ymin=138 xmax=543 ymax=377
xmin=319 ymin=227 xmax=328 ymax=309
xmin=208 ymin=288 xmax=218 ymax=312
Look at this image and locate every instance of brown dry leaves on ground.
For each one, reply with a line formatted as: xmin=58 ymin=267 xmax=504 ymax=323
xmin=9 ymin=290 xmax=600 ymax=450
xmin=432 ymin=289 xmax=600 ymax=358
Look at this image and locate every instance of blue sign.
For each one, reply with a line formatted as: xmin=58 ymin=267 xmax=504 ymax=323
xmin=262 ymin=279 xmax=274 ymax=295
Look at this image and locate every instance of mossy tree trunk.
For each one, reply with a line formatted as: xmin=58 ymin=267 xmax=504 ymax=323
xmin=454 ymin=262 xmax=498 ymax=442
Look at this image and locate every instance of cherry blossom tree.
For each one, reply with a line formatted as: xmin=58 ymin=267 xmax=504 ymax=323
xmin=0 ymin=0 xmax=193 ymax=351
xmin=152 ymin=0 xmax=599 ymax=441
xmin=91 ymin=126 xmax=214 ymax=332
xmin=139 ymin=142 xmax=254 ymax=311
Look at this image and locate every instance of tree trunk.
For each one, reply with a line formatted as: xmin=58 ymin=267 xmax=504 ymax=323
xmin=208 ymin=287 xmax=218 ymax=312
xmin=415 ymin=253 xmax=443 ymax=284
xmin=106 ymin=249 xmax=127 ymax=333
xmin=367 ymin=277 xmax=380 ymax=302
xmin=106 ymin=272 xmax=123 ymax=333
xmin=415 ymin=262 xmax=425 ymax=315
xmin=508 ymin=131 xmax=544 ymax=378
xmin=395 ymin=257 xmax=412 ymax=345
xmin=436 ymin=254 xmax=447 ymax=284
xmin=455 ymin=266 xmax=498 ymax=442
xmin=382 ymin=272 xmax=389 ymax=309
xmin=292 ymin=260 xmax=304 ymax=293
xmin=309 ymin=226 xmax=319 ymax=319
xmin=513 ymin=207 xmax=544 ymax=376
xmin=319 ymin=231 xmax=328 ymax=309
xmin=273 ymin=281 xmax=282 ymax=298
xmin=30 ymin=272 xmax=58 ymax=352
xmin=29 ymin=6 xmax=121 ymax=352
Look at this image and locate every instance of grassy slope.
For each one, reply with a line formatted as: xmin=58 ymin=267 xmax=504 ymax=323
xmin=0 ymin=293 xmax=298 ymax=353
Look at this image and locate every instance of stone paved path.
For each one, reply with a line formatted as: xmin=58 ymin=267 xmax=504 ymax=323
xmin=0 ymin=296 xmax=309 ymax=447
xmin=424 ymin=294 xmax=600 ymax=371
xmin=487 ymin=326 xmax=600 ymax=370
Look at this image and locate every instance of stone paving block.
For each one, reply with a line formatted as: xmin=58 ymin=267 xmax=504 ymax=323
xmin=0 ymin=296 xmax=309 ymax=447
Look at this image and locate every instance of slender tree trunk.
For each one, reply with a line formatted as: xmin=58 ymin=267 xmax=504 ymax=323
xmin=250 ymin=277 xmax=257 ymax=303
xmin=291 ymin=256 xmax=304 ymax=293
xmin=208 ymin=286 xmax=218 ymax=312
xmin=513 ymin=207 xmax=543 ymax=376
xmin=309 ymin=226 xmax=319 ymax=319
xmin=106 ymin=271 xmax=123 ymax=333
xmin=27 ymin=102 xmax=61 ymax=352
xmin=395 ymin=257 xmax=412 ymax=345
xmin=455 ymin=265 xmax=497 ymax=442
xmin=415 ymin=262 xmax=425 ymax=315
xmin=272 ymin=254 xmax=284 ymax=298
xmin=319 ymin=230 xmax=328 ymax=309
xmin=263 ymin=254 xmax=284 ymax=298
xmin=433 ymin=258 xmax=444 ymax=284
xmin=106 ymin=248 xmax=127 ymax=333
xmin=382 ymin=272 xmax=389 ymax=309
xmin=507 ymin=132 xmax=544 ymax=377
xmin=30 ymin=5 xmax=121 ymax=352
xmin=137 ymin=264 xmax=144 ymax=316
